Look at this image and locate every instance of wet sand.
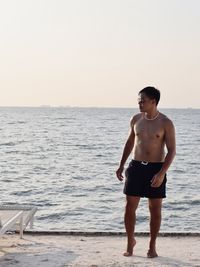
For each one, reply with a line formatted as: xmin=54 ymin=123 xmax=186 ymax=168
xmin=0 ymin=232 xmax=199 ymax=266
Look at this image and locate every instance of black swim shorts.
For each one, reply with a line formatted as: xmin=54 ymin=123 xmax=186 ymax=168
xmin=123 ymin=160 xmax=167 ymax=198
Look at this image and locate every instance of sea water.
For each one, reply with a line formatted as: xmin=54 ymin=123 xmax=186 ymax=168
xmin=0 ymin=107 xmax=199 ymax=232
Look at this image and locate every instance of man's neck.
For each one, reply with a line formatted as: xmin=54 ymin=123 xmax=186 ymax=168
xmin=144 ymin=109 xmax=159 ymax=120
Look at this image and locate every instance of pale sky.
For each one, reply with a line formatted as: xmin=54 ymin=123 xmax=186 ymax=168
xmin=0 ymin=0 xmax=200 ymax=108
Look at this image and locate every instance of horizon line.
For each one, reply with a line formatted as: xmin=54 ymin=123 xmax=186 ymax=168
xmin=0 ymin=105 xmax=199 ymax=109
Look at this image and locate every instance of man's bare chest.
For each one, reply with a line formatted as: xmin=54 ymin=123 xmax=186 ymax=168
xmin=134 ymin=121 xmax=165 ymax=139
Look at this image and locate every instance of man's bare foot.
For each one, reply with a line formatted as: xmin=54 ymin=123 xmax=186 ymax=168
xmin=147 ymin=249 xmax=158 ymax=258
xmin=123 ymin=239 xmax=136 ymax=257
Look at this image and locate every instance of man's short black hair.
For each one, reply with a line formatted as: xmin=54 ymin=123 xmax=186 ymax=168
xmin=139 ymin=86 xmax=160 ymax=106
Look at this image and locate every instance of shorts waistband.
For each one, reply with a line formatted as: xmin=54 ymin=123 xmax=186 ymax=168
xmin=131 ymin=160 xmax=164 ymax=165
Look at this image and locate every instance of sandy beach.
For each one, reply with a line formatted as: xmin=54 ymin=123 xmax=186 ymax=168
xmin=0 ymin=232 xmax=199 ymax=267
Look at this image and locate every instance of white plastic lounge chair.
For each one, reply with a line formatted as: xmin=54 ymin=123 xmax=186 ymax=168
xmin=0 ymin=210 xmax=24 ymax=238
xmin=0 ymin=205 xmax=37 ymax=238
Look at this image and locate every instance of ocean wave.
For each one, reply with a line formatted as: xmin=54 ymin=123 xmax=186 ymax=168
xmin=0 ymin=142 xmax=16 ymax=146
xmin=11 ymin=190 xmax=33 ymax=196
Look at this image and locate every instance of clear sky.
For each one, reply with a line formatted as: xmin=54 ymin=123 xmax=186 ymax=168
xmin=0 ymin=0 xmax=200 ymax=108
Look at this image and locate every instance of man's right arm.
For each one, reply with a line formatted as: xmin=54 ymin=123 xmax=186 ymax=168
xmin=116 ymin=117 xmax=135 ymax=181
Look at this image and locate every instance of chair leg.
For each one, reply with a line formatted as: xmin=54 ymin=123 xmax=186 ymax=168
xmin=20 ymin=216 xmax=23 ymax=239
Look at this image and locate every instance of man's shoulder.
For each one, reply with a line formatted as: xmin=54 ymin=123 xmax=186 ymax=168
xmin=159 ymin=112 xmax=172 ymax=121
xmin=159 ymin=113 xmax=174 ymax=127
xmin=130 ymin=113 xmax=143 ymax=123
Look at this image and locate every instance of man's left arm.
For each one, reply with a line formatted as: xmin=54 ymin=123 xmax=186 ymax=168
xmin=151 ymin=119 xmax=176 ymax=187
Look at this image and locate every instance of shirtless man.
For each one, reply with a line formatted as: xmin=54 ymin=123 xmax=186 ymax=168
xmin=116 ymin=86 xmax=176 ymax=258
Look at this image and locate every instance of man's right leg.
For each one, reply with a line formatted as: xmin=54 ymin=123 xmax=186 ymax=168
xmin=124 ymin=195 xmax=140 ymax=256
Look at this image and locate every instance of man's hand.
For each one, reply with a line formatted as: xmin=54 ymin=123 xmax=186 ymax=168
xmin=151 ymin=172 xmax=165 ymax=187
xmin=116 ymin=166 xmax=124 ymax=181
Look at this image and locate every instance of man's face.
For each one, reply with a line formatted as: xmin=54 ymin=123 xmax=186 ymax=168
xmin=137 ymin=93 xmax=155 ymax=112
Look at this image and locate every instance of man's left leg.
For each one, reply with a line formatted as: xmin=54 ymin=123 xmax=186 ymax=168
xmin=148 ymin=198 xmax=162 ymax=258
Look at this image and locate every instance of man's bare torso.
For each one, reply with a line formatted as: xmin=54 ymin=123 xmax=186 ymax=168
xmin=132 ymin=113 xmax=167 ymax=162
